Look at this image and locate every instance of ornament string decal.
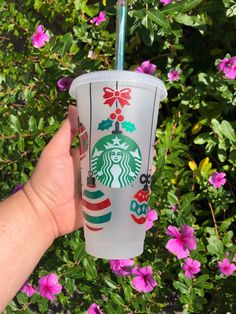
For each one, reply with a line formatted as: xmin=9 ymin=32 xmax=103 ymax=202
xmin=146 ymin=86 xmax=158 ymax=176
xmin=82 ymin=82 xmax=112 ymax=231
xmin=130 ymin=86 xmax=158 ymax=225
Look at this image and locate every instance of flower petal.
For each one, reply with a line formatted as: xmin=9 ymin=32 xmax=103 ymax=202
xmin=166 ymin=225 xmax=180 ymax=238
xmin=165 ymin=239 xmax=189 ymax=259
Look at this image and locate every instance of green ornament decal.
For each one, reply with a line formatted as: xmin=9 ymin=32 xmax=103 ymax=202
xmin=91 ymin=134 xmax=142 ymax=188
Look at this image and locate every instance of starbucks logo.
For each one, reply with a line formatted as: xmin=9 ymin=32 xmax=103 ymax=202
xmin=91 ymin=134 xmax=142 ymax=188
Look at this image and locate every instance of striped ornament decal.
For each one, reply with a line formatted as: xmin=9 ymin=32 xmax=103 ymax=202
xmin=82 ymin=187 xmax=112 ymax=231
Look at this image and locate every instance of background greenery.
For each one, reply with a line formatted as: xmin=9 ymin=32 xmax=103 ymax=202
xmin=0 ymin=0 xmax=236 ymax=313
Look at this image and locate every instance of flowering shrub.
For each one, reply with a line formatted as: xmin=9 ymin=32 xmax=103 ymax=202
xmin=0 ymin=0 xmax=236 ymax=313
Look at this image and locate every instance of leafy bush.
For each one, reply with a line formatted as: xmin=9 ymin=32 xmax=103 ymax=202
xmin=1 ymin=0 xmax=236 ymax=313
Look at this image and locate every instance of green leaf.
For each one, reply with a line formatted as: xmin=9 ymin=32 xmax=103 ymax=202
xmin=207 ymin=236 xmax=224 ymax=257
xmin=221 ymin=120 xmax=236 ymax=142
xmin=103 ymin=276 xmax=118 ymax=289
xmin=9 ymin=114 xmax=21 ymax=133
xmin=60 ymin=33 xmax=73 ymax=58
xmin=124 ymin=285 xmax=132 ymax=301
xmin=147 ymin=9 xmax=170 ymax=29
xmin=74 ymin=242 xmax=86 ymax=261
xmin=98 ymin=118 xmax=113 ymax=131
xmin=222 ymin=230 xmax=234 ymax=245
xmin=219 ymin=218 xmax=233 ymax=232
xmin=121 ymin=121 xmax=136 ymax=133
xmin=211 ymin=119 xmax=223 ymax=138
xmin=65 ymin=277 xmax=76 ymax=295
xmin=110 ymin=293 xmax=125 ymax=306
xmin=198 ymin=282 xmax=214 ymax=289
xmin=173 ymin=281 xmax=188 ymax=294
xmin=167 ymin=191 xmax=178 ymax=205
xmin=194 ymin=274 xmax=209 ymax=287
xmin=83 ymin=257 xmax=97 ymax=280
xmin=17 ymin=138 xmax=25 ymax=152
xmin=38 ymin=118 xmax=45 ymax=130
xmin=28 ymin=116 xmax=37 ymax=132
xmin=162 ymin=0 xmax=203 ymax=14
xmin=16 ymin=292 xmax=28 ymax=304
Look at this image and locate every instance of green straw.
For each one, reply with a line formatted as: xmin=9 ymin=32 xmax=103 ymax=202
xmin=115 ymin=0 xmax=128 ymax=70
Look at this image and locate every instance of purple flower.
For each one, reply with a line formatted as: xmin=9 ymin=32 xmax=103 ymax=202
xmin=218 ymin=258 xmax=236 ymax=276
xmin=90 ymin=11 xmax=106 ymax=26
xmin=170 ymin=205 xmax=178 ymax=211
xmin=12 ymin=184 xmax=24 ymax=194
xmin=165 ymin=225 xmax=197 ymax=259
xmin=109 ymin=259 xmax=134 ymax=276
xmin=31 ymin=25 xmax=50 ymax=48
xmin=182 ymin=258 xmax=201 ymax=279
xmin=146 ymin=208 xmax=158 ymax=231
xmin=87 ymin=303 xmax=103 ymax=314
xmin=168 ymin=69 xmax=181 ymax=81
xmin=57 ymin=77 xmax=73 ymax=92
xmin=218 ymin=56 xmax=236 ymax=80
xmin=135 ymin=60 xmax=157 ymax=75
xmin=131 ymin=266 xmax=157 ymax=293
xmin=209 ymin=172 xmax=226 ymax=189
xmin=38 ymin=273 xmax=62 ymax=301
xmin=160 ymin=0 xmax=173 ymax=5
xmin=20 ymin=281 xmax=37 ymax=297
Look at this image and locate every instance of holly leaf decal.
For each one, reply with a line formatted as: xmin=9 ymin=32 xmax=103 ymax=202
xmin=98 ymin=118 xmax=113 ymax=131
xmin=121 ymin=121 xmax=136 ymax=133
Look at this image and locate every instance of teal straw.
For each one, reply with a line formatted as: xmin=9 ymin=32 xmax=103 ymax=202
xmin=115 ymin=0 xmax=128 ymax=70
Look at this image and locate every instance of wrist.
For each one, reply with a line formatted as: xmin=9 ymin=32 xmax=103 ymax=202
xmin=22 ymin=181 xmax=58 ymax=243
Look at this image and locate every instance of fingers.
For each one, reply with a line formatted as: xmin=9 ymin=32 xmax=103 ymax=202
xmin=44 ymin=105 xmax=78 ymax=157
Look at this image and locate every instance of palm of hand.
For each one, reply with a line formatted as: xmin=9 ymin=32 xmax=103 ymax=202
xmin=24 ymin=106 xmax=83 ymax=238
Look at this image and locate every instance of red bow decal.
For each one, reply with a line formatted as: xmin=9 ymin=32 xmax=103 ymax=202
xmin=103 ymin=87 xmax=131 ymax=107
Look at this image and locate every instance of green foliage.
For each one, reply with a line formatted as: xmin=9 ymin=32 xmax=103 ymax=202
xmin=1 ymin=0 xmax=236 ymax=313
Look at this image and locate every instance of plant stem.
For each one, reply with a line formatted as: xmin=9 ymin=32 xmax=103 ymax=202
xmin=208 ymin=202 xmax=219 ymax=236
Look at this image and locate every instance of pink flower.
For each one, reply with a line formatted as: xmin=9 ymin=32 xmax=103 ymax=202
xmin=90 ymin=11 xmax=106 ymax=26
xmin=168 ymin=69 xmax=181 ymax=81
xmin=135 ymin=60 xmax=157 ymax=75
xmin=233 ymin=254 xmax=236 ymax=261
xmin=182 ymin=258 xmax=201 ymax=279
xmin=12 ymin=184 xmax=24 ymax=194
xmin=218 ymin=56 xmax=236 ymax=80
xmin=38 ymin=273 xmax=62 ymax=301
xmin=146 ymin=208 xmax=158 ymax=231
xmin=20 ymin=282 xmax=37 ymax=297
xmin=170 ymin=205 xmax=178 ymax=211
xmin=57 ymin=77 xmax=73 ymax=92
xmin=209 ymin=172 xmax=226 ymax=189
xmin=218 ymin=258 xmax=236 ymax=276
xmin=160 ymin=0 xmax=173 ymax=5
xmin=109 ymin=259 xmax=134 ymax=276
xmin=88 ymin=50 xmax=97 ymax=60
xmin=31 ymin=25 xmax=50 ymax=48
xmin=88 ymin=303 xmax=103 ymax=314
xmin=131 ymin=266 xmax=157 ymax=293
xmin=165 ymin=225 xmax=197 ymax=259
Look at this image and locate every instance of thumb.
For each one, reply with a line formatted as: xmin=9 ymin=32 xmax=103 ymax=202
xmin=45 ymin=105 xmax=78 ymax=157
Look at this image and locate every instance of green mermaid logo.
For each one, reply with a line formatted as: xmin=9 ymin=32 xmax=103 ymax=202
xmin=91 ymin=135 xmax=142 ymax=188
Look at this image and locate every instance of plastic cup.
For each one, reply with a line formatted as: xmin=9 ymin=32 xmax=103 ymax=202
xmin=69 ymin=70 xmax=167 ymax=259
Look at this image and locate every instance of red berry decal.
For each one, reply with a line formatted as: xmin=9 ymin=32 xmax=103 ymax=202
xmin=110 ymin=113 xmax=116 ymax=120
xmin=118 ymin=115 xmax=124 ymax=122
xmin=115 ymin=108 xmax=122 ymax=114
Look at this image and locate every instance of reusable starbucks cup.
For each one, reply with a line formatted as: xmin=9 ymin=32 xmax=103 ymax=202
xmin=69 ymin=70 xmax=167 ymax=259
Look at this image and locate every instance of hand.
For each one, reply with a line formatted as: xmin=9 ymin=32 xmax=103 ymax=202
xmin=23 ymin=105 xmax=83 ymax=240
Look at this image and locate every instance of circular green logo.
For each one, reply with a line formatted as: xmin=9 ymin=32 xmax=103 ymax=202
xmin=91 ymin=134 xmax=142 ymax=188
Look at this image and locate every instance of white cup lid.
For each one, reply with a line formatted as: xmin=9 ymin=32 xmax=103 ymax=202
xmin=69 ymin=70 xmax=167 ymax=101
